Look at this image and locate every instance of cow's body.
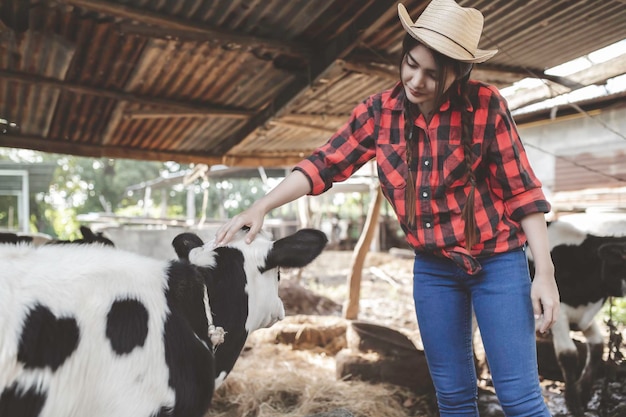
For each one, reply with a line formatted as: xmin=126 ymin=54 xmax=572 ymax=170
xmin=0 ymin=228 xmax=327 ymax=417
xmin=529 ymin=221 xmax=626 ymax=416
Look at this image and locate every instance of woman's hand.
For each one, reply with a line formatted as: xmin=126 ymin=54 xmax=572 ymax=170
xmin=521 ymin=212 xmax=560 ymax=333
xmin=214 ymin=204 xmax=267 ymax=246
xmin=213 ymin=170 xmax=312 ymax=247
xmin=531 ymin=270 xmax=560 ymax=333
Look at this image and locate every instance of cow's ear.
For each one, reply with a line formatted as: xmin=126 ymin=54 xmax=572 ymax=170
xmin=80 ymin=225 xmax=95 ymax=240
xmin=172 ymin=233 xmax=205 ymax=261
xmin=264 ymin=229 xmax=328 ymax=270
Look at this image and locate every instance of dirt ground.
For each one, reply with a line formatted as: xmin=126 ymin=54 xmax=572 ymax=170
xmin=208 ymin=250 xmax=626 ymax=417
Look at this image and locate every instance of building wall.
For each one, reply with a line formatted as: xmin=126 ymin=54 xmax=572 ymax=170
xmin=519 ymin=105 xmax=626 ymax=211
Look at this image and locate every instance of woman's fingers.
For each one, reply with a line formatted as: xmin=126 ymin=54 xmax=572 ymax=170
xmin=214 ymin=210 xmax=264 ymax=246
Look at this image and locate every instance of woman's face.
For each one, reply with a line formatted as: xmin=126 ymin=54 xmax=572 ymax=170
xmin=401 ymin=44 xmax=457 ymax=115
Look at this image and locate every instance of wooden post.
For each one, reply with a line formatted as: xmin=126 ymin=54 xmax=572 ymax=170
xmin=343 ymin=185 xmax=383 ymax=320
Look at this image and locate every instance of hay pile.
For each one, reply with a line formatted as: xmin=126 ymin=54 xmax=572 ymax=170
xmin=206 ymin=333 xmax=435 ymax=417
xmin=204 ymin=251 xmax=432 ymax=417
xmin=203 ymin=249 xmax=626 ymax=417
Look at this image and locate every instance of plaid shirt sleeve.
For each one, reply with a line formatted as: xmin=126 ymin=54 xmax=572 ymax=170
xmin=294 ymin=97 xmax=378 ymax=195
xmin=486 ymin=94 xmax=551 ymax=221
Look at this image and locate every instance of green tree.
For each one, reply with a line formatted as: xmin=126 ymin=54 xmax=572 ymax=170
xmin=0 ymin=148 xmax=192 ymax=237
xmin=0 ymin=148 xmax=275 ymax=237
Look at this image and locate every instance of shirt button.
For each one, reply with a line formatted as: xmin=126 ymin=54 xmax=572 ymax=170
xmin=424 ymin=160 xmax=430 ymax=166
xmin=422 ymin=191 xmax=428 ymax=198
xmin=425 ymin=222 xmax=432 ymax=228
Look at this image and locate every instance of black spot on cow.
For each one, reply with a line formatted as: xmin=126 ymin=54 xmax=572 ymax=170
xmin=106 ymin=299 xmax=149 ymax=355
xmin=0 ymin=232 xmax=32 ymax=244
xmin=17 ymin=304 xmax=79 ymax=371
xmin=0 ymin=384 xmax=47 ymax=417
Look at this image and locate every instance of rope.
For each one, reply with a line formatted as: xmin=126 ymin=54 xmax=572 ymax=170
xmin=203 ymin=285 xmax=226 ymax=353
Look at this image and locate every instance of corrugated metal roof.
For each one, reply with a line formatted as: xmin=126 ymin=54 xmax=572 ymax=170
xmin=1 ymin=0 xmax=625 ymax=173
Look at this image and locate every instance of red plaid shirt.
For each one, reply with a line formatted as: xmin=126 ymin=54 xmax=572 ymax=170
xmin=295 ymin=81 xmax=550 ymax=274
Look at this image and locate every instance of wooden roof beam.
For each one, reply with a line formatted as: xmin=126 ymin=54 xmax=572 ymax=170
xmin=478 ymin=63 xmax=585 ymax=90
xmin=56 ymin=0 xmax=310 ymax=59
xmin=0 ymin=69 xmax=253 ymax=119
xmin=345 ymin=50 xmax=586 ymax=89
xmin=1 ymin=134 xmax=301 ymax=167
xmin=0 ymin=134 xmax=216 ymax=165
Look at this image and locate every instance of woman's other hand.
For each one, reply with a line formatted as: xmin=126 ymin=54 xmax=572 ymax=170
xmin=531 ymin=271 xmax=560 ymax=333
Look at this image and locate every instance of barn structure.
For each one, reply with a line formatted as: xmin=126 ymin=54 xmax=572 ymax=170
xmin=2 ymin=0 xmax=625 ymax=306
xmin=0 ymin=3 xmax=624 ymax=237
xmin=0 ymin=0 xmax=624 ymax=182
xmin=1 ymin=2 xmax=626 ymax=416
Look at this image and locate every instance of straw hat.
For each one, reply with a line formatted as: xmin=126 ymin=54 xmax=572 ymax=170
xmin=398 ymin=0 xmax=497 ymax=63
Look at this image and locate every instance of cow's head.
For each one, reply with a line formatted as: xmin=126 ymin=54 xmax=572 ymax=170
xmin=598 ymin=242 xmax=626 ymax=297
xmin=175 ymin=228 xmax=327 ymax=331
xmin=172 ymin=228 xmax=327 ymax=386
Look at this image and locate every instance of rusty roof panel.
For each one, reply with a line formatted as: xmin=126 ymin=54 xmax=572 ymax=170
xmin=1 ymin=0 xmax=625 ymax=171
xmin=291 ymin=73 xmax=395 ymax=117
xmin=471 ymin=0 xmax=626 ymax=70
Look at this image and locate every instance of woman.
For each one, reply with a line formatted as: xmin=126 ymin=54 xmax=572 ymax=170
xmin=216 ymin=1 xmax=559 ymax=415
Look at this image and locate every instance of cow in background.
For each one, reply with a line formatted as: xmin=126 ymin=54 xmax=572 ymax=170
xmin=47 ymin=225 xmax=114 ymax=247
xmin=0 ymin=228 xmax=327 ymax=417
xmin=0 ymin=232 xmax=51 ymax=246
xmin=0 ymin=226 xmax=112 ymax=247
xmin=528 ymin=221 xmax=626 ymax=416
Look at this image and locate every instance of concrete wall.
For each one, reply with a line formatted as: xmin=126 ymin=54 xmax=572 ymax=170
xmin=102 ymin=226 xmax=219 ymax=260
xmin=100 ymin=222 xmax=299 ymax=260
xmin=519 ymin=105 xmax=626 ymax=210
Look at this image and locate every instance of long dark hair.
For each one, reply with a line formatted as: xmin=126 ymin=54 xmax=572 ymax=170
xmin=400 ymin=34 xmax=478 ymax=250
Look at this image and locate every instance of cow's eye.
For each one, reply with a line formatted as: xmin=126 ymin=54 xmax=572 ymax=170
xmin=277 ymin=268 xmax=281 ymax=282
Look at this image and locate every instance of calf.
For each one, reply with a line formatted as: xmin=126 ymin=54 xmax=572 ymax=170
xmin=0 ymin=226 xmax=111 ymax=247
xmin=529 ymin=221 xmax=626 ymax=416
xmin=47 ymin=225 xmax=115 ymax=247
xmin=0 ymin=228 xmax=327 ymax=417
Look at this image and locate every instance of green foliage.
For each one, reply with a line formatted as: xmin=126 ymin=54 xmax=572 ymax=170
xmin=53 ymin=156 xmax=169 ymax=214
xmin=0 ymin=148 xmax=278 ymax=237
xmin=212 ymin=177 xmax=269 ymax=218
xmin=0 ymin=148 xmax=194 ymax=236
xmin=45 ymin=206 xmax=80 ymax=240
xmin=602 ymin=297 xmax=626 ymax=326
xmin=0 ymin=196 xmax=17 ymax=228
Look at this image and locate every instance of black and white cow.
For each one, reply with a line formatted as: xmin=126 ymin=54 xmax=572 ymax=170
xmin=0 ymin=227 xmax=327 ymax=417
xmin=529 ymin=221 xmax=626 ymax=416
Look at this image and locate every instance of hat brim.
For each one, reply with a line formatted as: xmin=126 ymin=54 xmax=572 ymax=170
xmin=398 ymin=3 xmax=497 ymax=64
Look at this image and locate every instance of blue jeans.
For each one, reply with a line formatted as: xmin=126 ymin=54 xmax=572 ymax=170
xmin=413 ymin=248 xmax=551 ymax=417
